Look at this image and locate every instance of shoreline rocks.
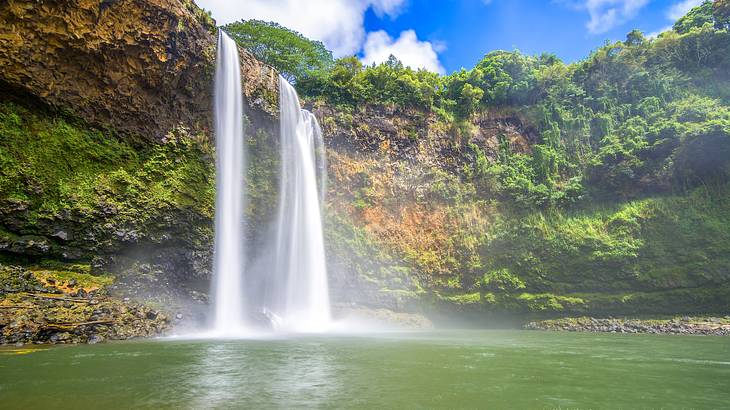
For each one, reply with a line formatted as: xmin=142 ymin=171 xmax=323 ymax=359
xmin=525 ymin=316 xmax=730 ymax=336
xmin=1 ymin=265 xmax=170 ymax=345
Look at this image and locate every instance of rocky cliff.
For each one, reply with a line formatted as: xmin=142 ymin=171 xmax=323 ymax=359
xmin=0 ymin=0 xmax=281 ymax=332
xmin=0 ymin=0 xmax=278 ymax=140
xmin=313 ymin=102 xmax=538 ymax=310
xmin=313 ymin=95 xmax=730 ymax=319
xmin=3 ymin=0 xmax=728 ymax=342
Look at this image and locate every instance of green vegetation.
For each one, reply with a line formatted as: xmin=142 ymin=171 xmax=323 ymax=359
xmin=3 ymin=2 xmax=730 ymax=320
xmin=0 ymin=101 xmax=215 ymax=261
xmin=229 ymin=3 xmax=729 ymax=212
xmin=473 ymin=186 xmax=730 ymax=315
xmin=226 ymin=2 xmax=730 ymax=316
xmin=222 ymin=20 xmax=333 ymax=83
xmin=32 ymin=268 xmax=114 ymax=291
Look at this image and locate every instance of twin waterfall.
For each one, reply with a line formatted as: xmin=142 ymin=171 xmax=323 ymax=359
xmin=211 ymin=32 xmax=330 ymax=336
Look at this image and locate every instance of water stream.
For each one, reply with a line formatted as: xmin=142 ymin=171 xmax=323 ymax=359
xmin=270 ymin=77 xmax=331 ymax=332
xmin=211 ymin=31 xmax=247 ymax=336
xmin=210 ymin=34 xmax=330 ymax=334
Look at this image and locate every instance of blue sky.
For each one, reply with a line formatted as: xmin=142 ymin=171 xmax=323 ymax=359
xmin=197 ymin=0 xmax=705 ymax=74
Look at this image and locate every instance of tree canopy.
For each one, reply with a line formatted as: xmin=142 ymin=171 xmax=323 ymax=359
xmin=225 ymin=2 xmax=730 ymax=210
xmin=222 ymin=20 xmax=333 ymax=83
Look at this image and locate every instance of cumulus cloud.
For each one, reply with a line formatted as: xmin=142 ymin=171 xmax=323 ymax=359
xmin=667 ymin=0 xmax=704 ymax=20
xmin=583 ymin=0 xmax=650 ymax=34
xmin=556 ymin=0 xmax=649 ymax=34
xmin=196 ymin=0 xmax=406 ymax=57
xmin=369 ymin=0 xmax=408 ymax=17
xmin=361 ymin=30 xmax=446 ymax=74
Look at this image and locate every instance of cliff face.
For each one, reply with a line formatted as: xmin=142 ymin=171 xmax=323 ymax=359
xmin=0 ymin=0 xmax=278 ymax=140
xmin=0 ymin=0 xmax=282 ymax=325
xmin=0 ymin=0 xmax=540 ymax=316
xmin=4 ymin=0 xmax=725 ymax=329
xmin=314 ymin=97 xmax=730 ymax=318
xmin=310 ymin=102 xmax=540 ymax=310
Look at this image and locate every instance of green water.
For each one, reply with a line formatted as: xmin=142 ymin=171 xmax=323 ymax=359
xmin=1 ymin=330 xmax=728 ymax=409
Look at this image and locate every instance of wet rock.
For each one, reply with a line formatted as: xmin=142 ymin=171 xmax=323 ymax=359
xmin=333 ymin=305 xmax=433 ymax=329
xmin=52 ymin=231 xmax=69 ymax=241
xmin=88 ymin=334 xmax=104 ymax=344
xmin=525 ymin=316 xmax=730 ymax=336
xmin=1 ymin=265 xmax=171 ymax=345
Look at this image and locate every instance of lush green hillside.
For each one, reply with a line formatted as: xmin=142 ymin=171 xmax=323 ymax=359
xmin=225 ymin=1 xmax=730 ymax=317
xmin=1 ymin=0 xmax=729 ymax=327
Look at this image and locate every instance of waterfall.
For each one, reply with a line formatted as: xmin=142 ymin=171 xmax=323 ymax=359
xmin=208 ymin=33 xmax=330 ymax=336
xmin=211 ymin=31 xmax=247 ymax=335
xmin=271 ymin=76 xmax=331 ymax=332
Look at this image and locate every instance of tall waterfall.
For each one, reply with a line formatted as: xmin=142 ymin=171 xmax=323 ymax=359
xmin=211 ymin=31 xmax=247 ymax=335
xmin=272 ymin=76 xmax=331 ymax=332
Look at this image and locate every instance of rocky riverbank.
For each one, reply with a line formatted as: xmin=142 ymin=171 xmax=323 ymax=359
xmin=0 ymin=265 xmax=170 ymax=345
xmin=525 ymin=316 xmax=730 ymax=336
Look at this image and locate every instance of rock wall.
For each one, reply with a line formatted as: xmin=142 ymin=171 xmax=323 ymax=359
xmin=0 ymin=0 xmax=541 ymax=319
xmin=311 ymin=101 xmax=537 ymax=309
xmin=0 ymin=0 xmax=282 ymax=327
xmin=0 ymin=0 xmax=278 ymax=141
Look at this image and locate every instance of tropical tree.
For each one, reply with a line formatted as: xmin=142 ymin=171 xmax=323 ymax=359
xmin=673 ymin=1 xmax=715 ymax=33
xmin=222 ymin=20 xmax=333 ymax=83
xmin=714 ymin=0 xmax=730 ymax=29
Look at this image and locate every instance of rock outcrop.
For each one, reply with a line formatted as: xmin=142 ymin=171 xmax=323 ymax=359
xmin=525 ymin=316 xmax=730 ymax=336
xmin=0 ymin=0 xmax=284 ymax=343
xmin=0 ymin=0 xmax=278 ymax=141
xmin=1 ymin=265 xmax=171 ymax=344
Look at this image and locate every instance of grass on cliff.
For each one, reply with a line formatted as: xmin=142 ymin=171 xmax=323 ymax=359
xmin=432 ymin=185 xmax=730 ymax=316
xmin=32 ymin=269 xmax=113 ymax=293
xmin=0 ymin=101 xmax=215 ymax=245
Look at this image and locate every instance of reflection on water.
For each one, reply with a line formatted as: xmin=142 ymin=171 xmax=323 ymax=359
xmin=0 ymin=345 xmax=50 ymax=356
xmin=269 ymin=341 xmax=339 ymax=408
xmin=187 ymin=339 xmax=339 ymax=409
xmin=189 ymin=343 xmax=250 ymax=408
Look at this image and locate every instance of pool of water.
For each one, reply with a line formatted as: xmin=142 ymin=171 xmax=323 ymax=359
xmin=1 ymin=330 xmax=728 ymax=408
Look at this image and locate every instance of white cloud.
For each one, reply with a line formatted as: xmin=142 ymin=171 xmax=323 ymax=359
xmin=361 ymin=30 xmax=446 ymax=74
xmin=196 ymin=0 xmax=406 ymax=56
xmin=646 ymin=0 xmax=703 ymax=39
xmin=667 ymin=0 xmax=703 ymax=20
xmin=370 ymin=0 xmax=407 ymax=17
xmin=583 ymin=0 xmax=650 ymax=34
xmin=647 ymin=25 xmax=672 ymax=39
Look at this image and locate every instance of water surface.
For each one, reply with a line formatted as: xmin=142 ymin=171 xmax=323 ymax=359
xmin=1 ymin=330 xmax=728 ymax=409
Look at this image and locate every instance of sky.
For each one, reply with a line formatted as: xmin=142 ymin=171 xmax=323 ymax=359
xmin=195 ymin=0 xmax=706 ymax=74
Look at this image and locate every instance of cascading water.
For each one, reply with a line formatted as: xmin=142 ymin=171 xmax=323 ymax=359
xmin=211 ymin=31 xmax=247 ymax=335
xmin=270 ymin=76 xmax=331 ymax=332
xmin=208 ymin=33 xmax=330 ymax=335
